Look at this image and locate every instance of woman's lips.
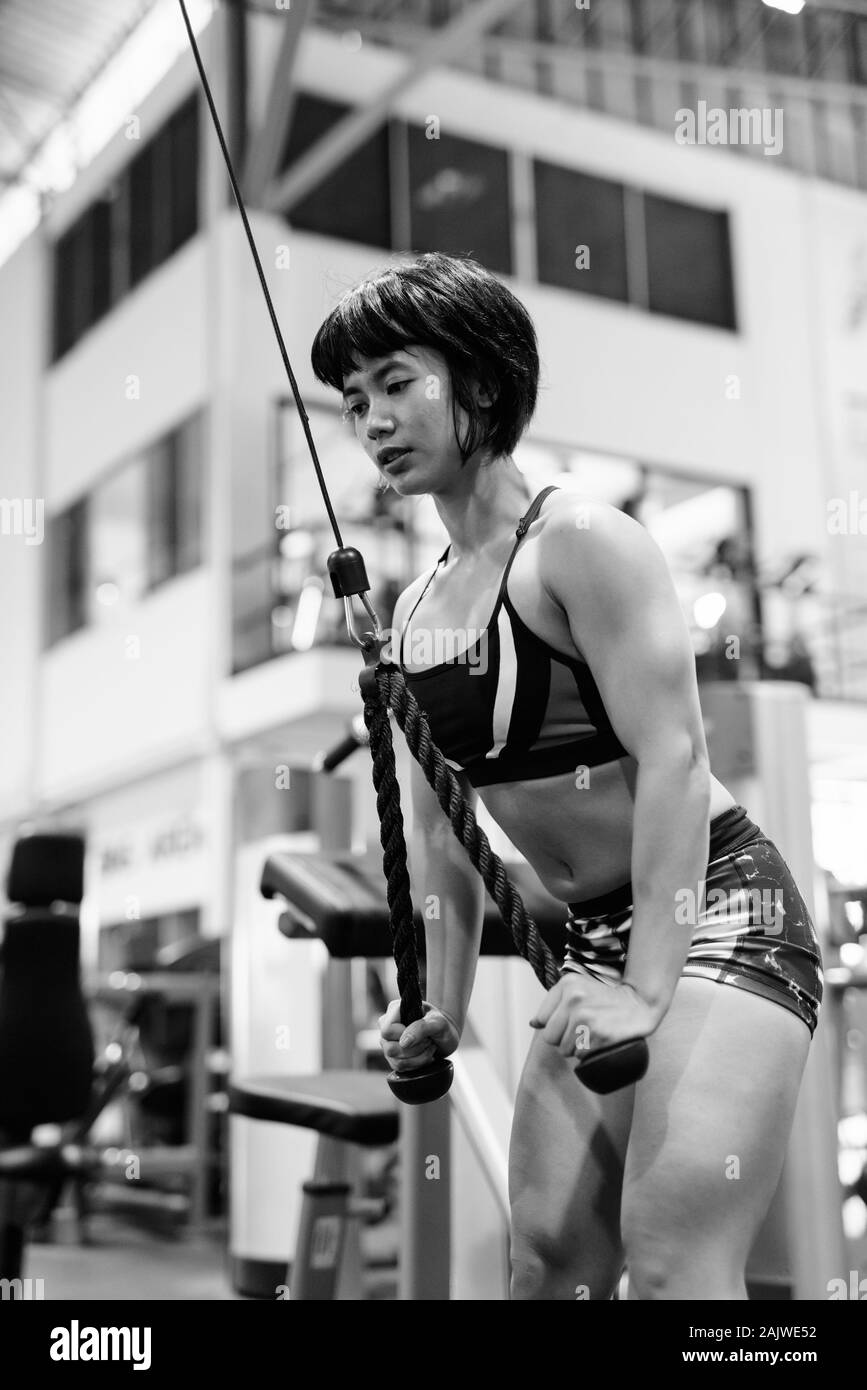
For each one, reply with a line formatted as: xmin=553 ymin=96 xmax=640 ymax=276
xmin=383 ymin=449 xmax=411 ymax=469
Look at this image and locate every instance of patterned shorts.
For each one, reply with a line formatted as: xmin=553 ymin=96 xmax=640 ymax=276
xmin=560 ymin=805 xmax=823 ymax=1037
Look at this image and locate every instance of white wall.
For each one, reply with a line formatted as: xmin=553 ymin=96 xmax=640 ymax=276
xmin=43 ymin=237 xmax=210 ymax=509
xmin=805 ymin=180 xmax=867 ymax=605
xmin=38 ymin=570 xmax=213 ymax=804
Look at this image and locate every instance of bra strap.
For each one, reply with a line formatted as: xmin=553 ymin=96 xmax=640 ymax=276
xmin=515 ymin=484 xmax=560 ymax=539
xmin=495 ymin=483 xmax=560 ymax=601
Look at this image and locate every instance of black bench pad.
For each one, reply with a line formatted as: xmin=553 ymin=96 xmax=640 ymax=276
xmin=229 ymin=1071 xmax=399 ymax=1147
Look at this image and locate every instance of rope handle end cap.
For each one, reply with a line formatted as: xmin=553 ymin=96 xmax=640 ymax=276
xmin=387 ymin=1057 xmax=454 ymax=1105
xmin=574 ymin=1037 xmax=649 ymax=1094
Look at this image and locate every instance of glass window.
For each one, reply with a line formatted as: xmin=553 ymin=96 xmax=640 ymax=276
xmin=534 ymin=161 xmax=628 ymax=302
xmin=762 ymin=10 xmax=807 ymax=77
xmin=151 ymin=123 xmax=174 ymax=268
xmin=129 ymin=141 xmax=157 ymax=288
xmin=407 ymin=125 xmax=512 ymax=274
xmin=729 ymin=0 xmax=768 ymax=70
xmin=643 ymin=194 xmax=736 ymax=329
xmin=147 ymin=413 xmax=205 ymax=589
xmin=174 ymin=413 xmax=205 ymax=574
xmin=53 ymin=222 xmax=82 ymax=360
xmin=673 ymin=0 xmax=703 ymax=62
xmin=515 ymin=440 xmax=759 ymax=675
xmin=820 ymin=101 xmax=861 ymax=188
xmin=702 ymin=0 xmax=738 ymax=67
xmin=279 ymin=92 xmax=392 ymax=249
xmin=89 ymin=459 xmax=149 ymax=624
xmin=147 ymin=440 xmax=177 ymax=592
xmin=169 ymin=96 xmax=200 ymax=254
xmin=46 ymin=499 xmax=88 ymax=646
xmin=632 ymin=0 xmax=679 ymax=60
xmin=804 ymin=10 xmax=854 ymax=83
xmin=231 ymin=402 xmax=416 ymax=673
xmin=855 ymin=18 xmax=867 ymax=85
xmin=102 ymin=179 xmax=127 ymax=309
xmin=590 ymin=0 xmax=635 ymax=53
xmin=275 ymin=406 xmax=383 ymax=651
xmin=45 ymin=417 xmax=204 ymax=647
xmin=90 ymin=197 xmax=113 ymax=324
xmin=52 ymin=206 xmax=112 ymax=360
xmin=52 ymin=96 xmax=200 ymax=359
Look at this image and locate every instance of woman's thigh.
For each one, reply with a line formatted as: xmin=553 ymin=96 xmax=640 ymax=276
xmin=622 ymin=976 xmax=812 ymax=1299
xmin=508 ymin=1027 xmax=635 ymax=1300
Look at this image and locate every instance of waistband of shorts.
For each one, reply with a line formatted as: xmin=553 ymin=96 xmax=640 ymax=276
xmin=566 ymin=804 xmax=762 ymax=920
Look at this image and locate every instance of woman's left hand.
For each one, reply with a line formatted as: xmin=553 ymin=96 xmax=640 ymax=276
xmin=530 ymin=971 xmax=660 ymax=1058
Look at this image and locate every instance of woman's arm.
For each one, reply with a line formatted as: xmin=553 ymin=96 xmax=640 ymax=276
xmin=539 ymin=497 xmax=712 ymax=1029
xmin=408 ymin=755 xmax=487 ymax=1033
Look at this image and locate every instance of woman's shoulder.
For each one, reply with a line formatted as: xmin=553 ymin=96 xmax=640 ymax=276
xmin=536 ymin=489 xmax=667 ymax=601
xmin=538 ymin=488 xmax=633 ymax=534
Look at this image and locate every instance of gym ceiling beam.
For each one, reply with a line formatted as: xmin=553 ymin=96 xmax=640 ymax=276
xmin=242 ymin=0 xmax=316 ymax=206
xmin=261 ymin=0 xmax=525 ymax=218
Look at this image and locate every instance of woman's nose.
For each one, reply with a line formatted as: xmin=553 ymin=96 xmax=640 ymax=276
xmin=366 ymin=405 xmax=395 ymax=438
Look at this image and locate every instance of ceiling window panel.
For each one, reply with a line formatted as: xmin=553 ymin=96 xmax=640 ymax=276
xmin=534 ymin=161 xmax=628 ymax=302
xmin=408 ymin=124 xmax=511 ymax=274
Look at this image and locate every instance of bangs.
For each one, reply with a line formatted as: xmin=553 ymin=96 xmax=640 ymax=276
xmin=311 ymin=273 xmax=433 ymax=390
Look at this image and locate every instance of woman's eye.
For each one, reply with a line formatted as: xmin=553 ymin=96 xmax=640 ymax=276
xmin=345 ymin=381 xmax=409 ymax=419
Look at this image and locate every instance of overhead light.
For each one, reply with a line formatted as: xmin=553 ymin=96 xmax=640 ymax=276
xmin=693 ymin=592 xmax=727 ymax=630
xmin=761 ymin=0 xmax=805 ymax=14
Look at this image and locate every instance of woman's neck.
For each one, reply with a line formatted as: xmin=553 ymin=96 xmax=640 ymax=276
xmin=431 ymin=457 xmax=535 ymax=561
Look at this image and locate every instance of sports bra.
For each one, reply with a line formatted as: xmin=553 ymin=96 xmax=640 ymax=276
xmin=396 ymin=485 xmax=630 ymax=788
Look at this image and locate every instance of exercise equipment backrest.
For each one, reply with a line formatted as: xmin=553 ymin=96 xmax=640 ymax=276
xmin=0 ymin=834 xmax=94 ymax=1138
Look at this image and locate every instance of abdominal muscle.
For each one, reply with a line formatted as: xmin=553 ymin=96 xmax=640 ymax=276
xmin=477 ymin=757 xmax=736 ymax=903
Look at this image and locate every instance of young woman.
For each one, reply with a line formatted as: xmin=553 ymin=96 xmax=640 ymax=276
xmin=311 ymin=252 xmax=823 ymax=1301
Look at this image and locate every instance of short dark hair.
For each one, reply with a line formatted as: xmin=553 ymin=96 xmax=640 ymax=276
xmin=310 ymin=252 xmax=539 ymax=462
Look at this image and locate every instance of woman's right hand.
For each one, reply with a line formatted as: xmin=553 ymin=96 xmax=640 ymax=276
xmin=378 ymin=999 xmax=461 ymax=1074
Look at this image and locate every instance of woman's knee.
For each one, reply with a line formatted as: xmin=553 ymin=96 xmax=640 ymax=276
xmin=624 ymin=1253 xmax=745 ymax=1301
xmin=510 ymin=1205 xmax=622 ymax=1301
xmin=509 ymin=1239 xmax=621 ymax=1301
xmin=621 ymin=1217 xmax=745 ymax=1300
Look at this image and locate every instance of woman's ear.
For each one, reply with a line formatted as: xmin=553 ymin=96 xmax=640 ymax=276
xmin=474 ymin=377 xmax=498 ymax=409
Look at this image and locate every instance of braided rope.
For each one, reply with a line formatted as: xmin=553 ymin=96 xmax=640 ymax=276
xmin=359 ymin=669 xmax=425 ymax=1029
xmin=360 ymin=653 xmax=560 ymax=998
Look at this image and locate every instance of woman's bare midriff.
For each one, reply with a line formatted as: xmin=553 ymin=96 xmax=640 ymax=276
xmin=476 ymin=761 xmax=736 ymax=904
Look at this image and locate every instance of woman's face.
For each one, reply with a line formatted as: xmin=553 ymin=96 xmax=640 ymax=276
xmin=341 ymin=344 xmax=486 ymax=496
